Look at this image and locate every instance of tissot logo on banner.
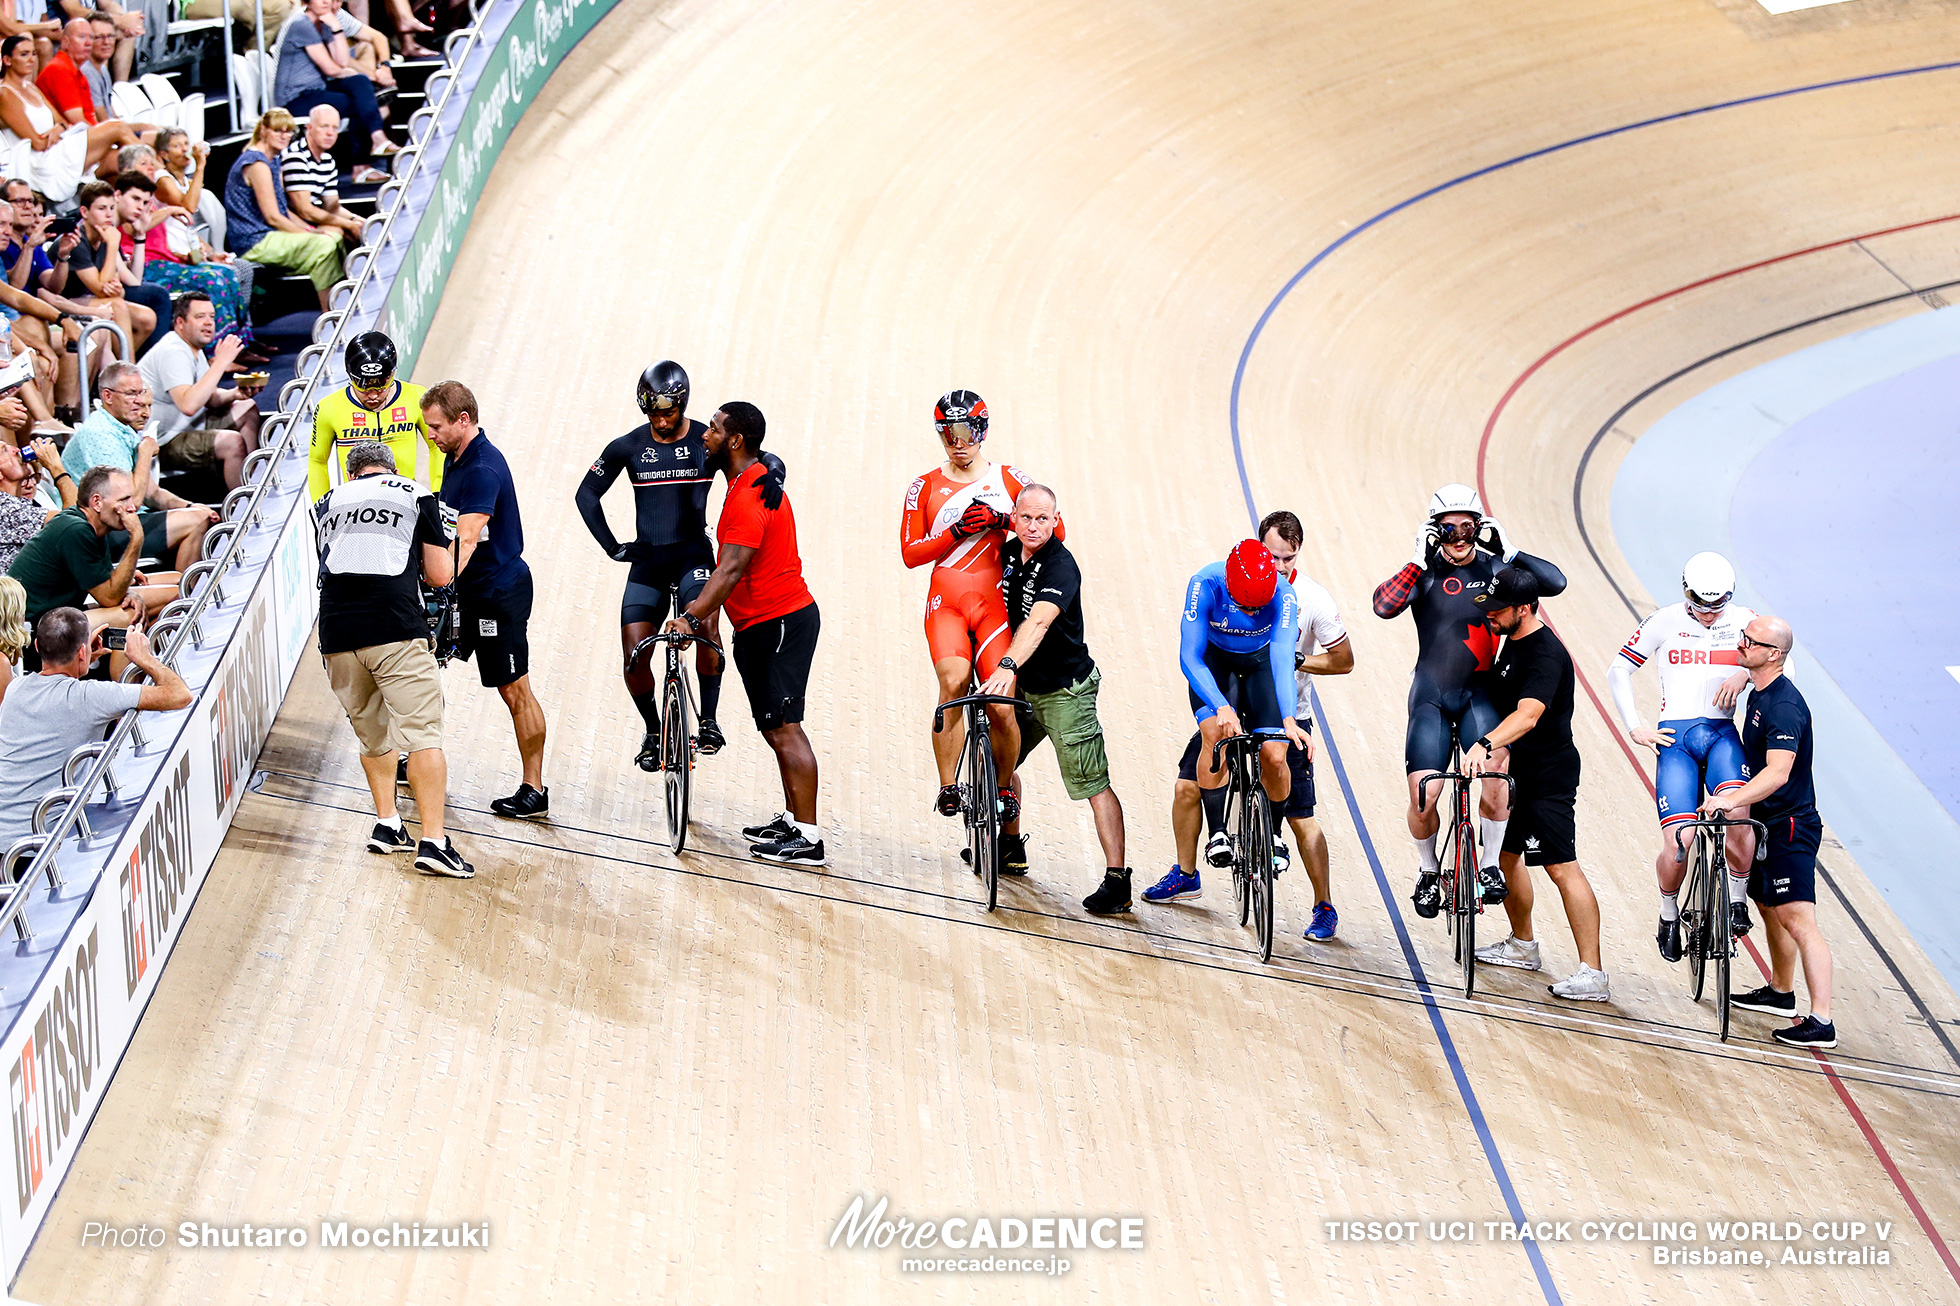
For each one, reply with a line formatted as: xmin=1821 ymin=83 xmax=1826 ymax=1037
xmin=119 ymin=751 xmax=194 ymax=998
xmin=209 ymin=598 xmax=278 ymax=819
xmin=11 ymin=928 xmax=101 ymax=1216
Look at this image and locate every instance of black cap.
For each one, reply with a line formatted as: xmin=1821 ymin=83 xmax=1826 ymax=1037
xmin=1475 ymin=566 xmax=1540 ymax=610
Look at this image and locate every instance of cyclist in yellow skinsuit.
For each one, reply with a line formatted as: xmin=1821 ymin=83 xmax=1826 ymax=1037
xmin=307 ymin=332 xmax=443 ymax=501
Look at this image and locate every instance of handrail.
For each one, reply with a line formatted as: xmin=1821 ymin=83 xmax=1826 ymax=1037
xmin=0 ymin=6 xmax=497 ymax=946
xmin=75 ymin=319 xmax=133 ymax=421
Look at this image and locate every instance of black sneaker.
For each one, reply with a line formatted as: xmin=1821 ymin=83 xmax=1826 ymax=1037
xmin=1083 ymin=869 xmax=1133 ymax=916
xmin=1730 ymin=984 xmax=1796 ymax=1016
xmin=696 ymin=718 xmax=725 ymax=756
xmin=934 ymin=784 xmax=962 ymax=817
xmin=367 ymin=821 xmax=413 ymax=854
xmin=1656 ymin=915 xmax=1682 ymax=963
xmin=1477 ymin=863 xmax=1508 ymax=905
xmin=1000 ymin=833 xmax=1029 ymax=877
xmin=752 ymin=832 xmax=828 ymax=867
xmin=635 ymin=731 xmax=660 ymax=772
xmin=414 ymin=836 xmax=475 ymax=879
xmin=490 ymin=784 xmax=549 ymax=820
xmin=1772 ymin=1015 xmax=1837 ymax=1049
xmin=742 ymin=811 xmax=797 ymax=842
xmin=1729 ymin=901 xmax=1753 ymax=937
xmin=1412 ymin=871 xmax=1441 ymax=919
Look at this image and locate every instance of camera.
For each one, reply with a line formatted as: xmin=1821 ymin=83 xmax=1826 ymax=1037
xmin=45 ymin=214 xmax=81 ymax=239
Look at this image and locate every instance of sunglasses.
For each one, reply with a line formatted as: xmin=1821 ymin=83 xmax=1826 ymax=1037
xmin=1684 ymin=593 xmax=1729 ymax=616
xmin=1435 ymin=520 xmax=1478 ymax=543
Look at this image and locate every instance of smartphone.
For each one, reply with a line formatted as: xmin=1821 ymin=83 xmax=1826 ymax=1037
xmin=101 ymin=626 xmax=127 ymax=650
xmin=45 ymin=214 xmax=81 ymax=239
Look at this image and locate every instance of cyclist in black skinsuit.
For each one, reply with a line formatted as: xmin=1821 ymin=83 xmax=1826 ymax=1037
xmin=577 ymin=361 xmax=762 ymax=770
xmin=1373 ymin=483 xmax=1567 ymax=918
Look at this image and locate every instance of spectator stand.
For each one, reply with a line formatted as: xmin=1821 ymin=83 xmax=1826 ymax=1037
xmin=0 ymin=0 xmax=498 ymax=1025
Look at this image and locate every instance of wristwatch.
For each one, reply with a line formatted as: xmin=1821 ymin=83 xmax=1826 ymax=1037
xmin=681 ymin=612 xmax=703 ymax=633
xmin=998 ymin=656 xmax=1017 ymax=672
xmin=1473 ymin=736 xmax=1493 ymax=753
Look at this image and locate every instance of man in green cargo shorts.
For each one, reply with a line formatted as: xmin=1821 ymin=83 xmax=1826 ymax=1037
xmin=980 ymin=483 xmax=1132 ymax=917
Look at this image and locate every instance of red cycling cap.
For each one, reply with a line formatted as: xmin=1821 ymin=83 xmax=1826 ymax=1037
xmin=1225 ymin=539 xmax=1278 ymax=609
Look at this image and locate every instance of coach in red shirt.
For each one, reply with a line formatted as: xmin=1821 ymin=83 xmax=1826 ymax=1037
xmin=37 ymin=20 xmax=98 ymax=126
xmin=669 ymin=400 xmax=825 ymax=867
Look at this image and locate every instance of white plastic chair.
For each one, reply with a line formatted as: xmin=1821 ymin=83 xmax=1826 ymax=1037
xmin=230 ymin=53 xmax=261 ymax=122
xmin=138 ymin=73 xmax=181 ymax=110
xmin=110 ymin=81 xmax=154 ymax=123
xmin=177 ymin=91 xmax=207 ymax=145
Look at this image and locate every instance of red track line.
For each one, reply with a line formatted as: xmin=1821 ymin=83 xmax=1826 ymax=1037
xmin=1477 ymin=216 xmax=1960 ymax=1287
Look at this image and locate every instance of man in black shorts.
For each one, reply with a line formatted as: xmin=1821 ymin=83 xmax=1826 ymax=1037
xmin=575 ymin=360 xmax=729 ymax=769
xmin=1374 ymin=484 xmax=1566 ymax=917
xmin=668 ymin=402 xmax=824 ymax=867
xmin=1469 ymin=568 xmax=1608 ymax=1002
xmin=1704 ymin=615 xmax=1836 ymax=1048
xmin=428 ymin=381 xmax=548 ymax=819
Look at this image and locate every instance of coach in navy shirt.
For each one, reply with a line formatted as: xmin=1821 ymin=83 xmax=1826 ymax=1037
xmin=427 ymin=381 xmax=550 ymax=821
xmin=1703 ymin=614 xmax=1835 ymax=1048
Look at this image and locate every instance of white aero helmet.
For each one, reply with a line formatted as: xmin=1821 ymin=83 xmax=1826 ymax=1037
xmin=1681 ymin=551 xmax=1735 ymax=611
xmin=1428 ymin=483 xmax=1484 ymax=521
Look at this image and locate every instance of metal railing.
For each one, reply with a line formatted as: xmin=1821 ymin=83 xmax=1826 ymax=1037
xmin=0 ymin=8 xmax=497 ymax=946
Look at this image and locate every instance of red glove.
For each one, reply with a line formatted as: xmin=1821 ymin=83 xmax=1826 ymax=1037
xmin=950 ymin=499 xmax=1006 ymax=541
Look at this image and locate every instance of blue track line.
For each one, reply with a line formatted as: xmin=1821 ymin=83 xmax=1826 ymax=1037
xmin=1233 ymin=58 xmax=1960 ymax=1306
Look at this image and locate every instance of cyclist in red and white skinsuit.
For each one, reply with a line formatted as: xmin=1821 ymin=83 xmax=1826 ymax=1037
xmin=900 ymin=390 xmax=1061 ymax=840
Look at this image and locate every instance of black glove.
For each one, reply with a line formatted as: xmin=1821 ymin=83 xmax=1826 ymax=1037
xmin=757 ymin=465 xmax=785 ymax=511
xmin=950 ymin=500 xmax=1006 ymax=541
xmin=613 ymin=541 xmax=656 ymax=564
xmin=760 ymin=450 xmax=788 ymax=485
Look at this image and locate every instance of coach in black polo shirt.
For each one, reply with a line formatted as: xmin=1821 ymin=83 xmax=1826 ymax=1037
xmin=980 ymin=483 xmax=1131 ymax=916
xmin=1704 ymin=614 xmax=1835 ymax=1048
xmin=1469 ymin=567 xmax=1609 ymax=1003
xmin=426 ymin=380 xmax=549 ymax=820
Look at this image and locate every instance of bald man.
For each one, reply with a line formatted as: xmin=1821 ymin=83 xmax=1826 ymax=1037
xmin=1703 ymin=615 xmax=1836 ymax=1048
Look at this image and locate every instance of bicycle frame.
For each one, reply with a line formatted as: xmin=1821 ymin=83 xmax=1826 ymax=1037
xmin=935 ymin=691 xmax=1028 ymax=912
xmin=628 ymin=624 xmax=724 ymax=854
xmin=1210 ymin=730 xmax=1288 ymax=962
xmin=1420 ymin=756 xmax=1516 ymax=998
xmin=1673 ymin=812 xmax=1767 ymax=1042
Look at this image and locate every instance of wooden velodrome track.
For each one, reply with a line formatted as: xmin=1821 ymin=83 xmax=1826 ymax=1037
xmin=19 ymin=0 xmax=1960 ymax=1301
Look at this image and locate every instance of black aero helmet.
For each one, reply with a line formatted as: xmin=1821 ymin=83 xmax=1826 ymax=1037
xmin=933 ymin=389 xmax=988 ymax=442
xmin=345 ymin=331 xmax=397 ymax=389
xmin=636 ymin=360 xmax=690 ymax=417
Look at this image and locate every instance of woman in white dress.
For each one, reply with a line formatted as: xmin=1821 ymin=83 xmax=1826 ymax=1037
xmin=0 ymin=35 xmax=139 ymax=205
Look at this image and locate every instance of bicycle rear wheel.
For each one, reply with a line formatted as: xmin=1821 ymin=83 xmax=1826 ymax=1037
xmin=1686 ymin=835 xmax=1710 ymax=1003
xmin=1454 ymin=798 xmax=1477 ymax=998
xmin=661 ymin=669 xmax=691 ymax=854
xmin=1710 ymin=842 xmax=1732 ymax=1041
xmin=1244 ymin=771 xmax=1276 ymax=962
xmin=968 ymin=707 xmax=999 ymax=912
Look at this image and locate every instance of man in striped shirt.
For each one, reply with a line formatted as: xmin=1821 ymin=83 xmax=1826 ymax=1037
xmin=280 ymin=106 xmax=370 ymax=242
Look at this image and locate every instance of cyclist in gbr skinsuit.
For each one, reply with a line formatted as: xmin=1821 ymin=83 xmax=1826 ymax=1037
xmin=900 ymin=390 xmax=1059 ymax=873
xmin=1608 ymin=550 xmax=1758 ymax=957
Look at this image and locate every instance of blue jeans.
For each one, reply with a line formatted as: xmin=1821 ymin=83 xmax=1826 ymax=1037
xmin=287 ymin=75 xmax=386 ymax=151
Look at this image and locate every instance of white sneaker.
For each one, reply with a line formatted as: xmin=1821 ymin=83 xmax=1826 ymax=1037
xmin=1549 ymin=965 xmax=1611 ymax=1002
xmin=1474 ymin=935 xmax=1541 ymax=970
xmin=1205 ymin=829 xmax=1233 ymax=868
xmin=1272 ymin=842 xmax=1290 ymax=877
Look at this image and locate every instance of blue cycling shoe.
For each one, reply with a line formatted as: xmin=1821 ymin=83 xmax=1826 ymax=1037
xmin=1304 ymin=901 xmax=1338 ymax=941
xmin=1142 ymin=865 xmax=1202 ymax=903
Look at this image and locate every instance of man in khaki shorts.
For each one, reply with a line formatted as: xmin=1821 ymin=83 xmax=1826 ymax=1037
xmin=314 ymin=440 xmax=474 ymax=878
xmin=980 ymin=483 xmax=1131 ymax=915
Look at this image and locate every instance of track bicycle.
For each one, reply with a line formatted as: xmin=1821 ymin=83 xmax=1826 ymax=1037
xmin=933 ymin=689 xmax=1028 ymax=912
xmin=1420 ymin=747 xmax=1515 ymax=998
xmin=1671 ymin=812 xmax=1766 ymax=1042
xmin=627 ymin=624 xmax=724 ymax=854
xmin=1210 ymin=730 xmax=1288 ymax=962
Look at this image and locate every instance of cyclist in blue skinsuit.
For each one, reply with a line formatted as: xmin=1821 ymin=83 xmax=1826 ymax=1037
xmin=1180 ymin=539 xmax=1314 ymax=872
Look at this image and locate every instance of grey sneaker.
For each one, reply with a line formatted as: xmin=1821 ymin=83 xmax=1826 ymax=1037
xmin=1475 ymin=935 xmax=1541 ymax=970
xmin=1549 ymin=965 xmax=1611 ymax=1002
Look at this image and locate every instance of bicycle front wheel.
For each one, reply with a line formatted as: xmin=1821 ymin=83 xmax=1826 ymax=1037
xmin=1244 ymin=775 xmax=1276 ymax=962
xmin=1228 ymin=776 xmax=1252 ymax=928
xmin=1710 ymin=842 xmax=1732 ymax=1041
xmin=1455 ymin=804 xmax=1478 ymax=998
xmin=969 ymin=709 xmax=999 ymax=912
xmin=1687 ymin=835 xmax=1710 ymax=1003
xmin=662 ymin=670 xmax=691 ymax=854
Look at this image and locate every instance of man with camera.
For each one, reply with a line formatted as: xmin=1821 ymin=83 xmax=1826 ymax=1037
xmin=315 ymin=440 xmax=473 ymax=878
xmin=6 ymin=465 xmax=178 ymax=670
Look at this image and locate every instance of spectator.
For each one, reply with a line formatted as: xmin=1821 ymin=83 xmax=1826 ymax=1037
xmin=54 ymin=0 xmax=143 ymax=83
xmin=2 ymin=180 xmax=100 ymax=400
xmin=0 ymin=437 xmax=65 ymax=573
xmin=6 ymin=465 xmax=178 ymax=655
xmin=63 ymin=178 xmax=167 ymax=354
xmin=60 ymin=361 xmax=216 ymax=566
xmin=0 ymin=574 xmax=25 ymax=699
xmin=0 ymin=199 xmax=68 ymax=424
xmin=0 ymin=7 xmax=61 ymax=67
xmin=183 ymin=0 xmax=292 ymax=53
xmin=369 ymin=0 xmax=434 ymax=59
xmin=0 ymin=609 xmax=190 ymax=855
xmin=275 ymin=0 xmax=399 ymax=168
xmin=223 ymin=108 xmax=343 ymax=308
xmin=330 ymin=0 xmax=397 ymax=88
xmin=34 ymin=18 xmax=97 ymax=127
xmin=314 ymin=439 xmax=474 ymax=878
xmin=113 ymin=169 xmax=254 ymax=350
xmin=138 ymin=293 xmax=263 ymax=489
xmin=284 ymin=104 xmax=381 ymax=236
xmin=153 ymin=128 xmax=240 ymax=277
xmin=0 ymin=33 xmax=141 ymax=205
